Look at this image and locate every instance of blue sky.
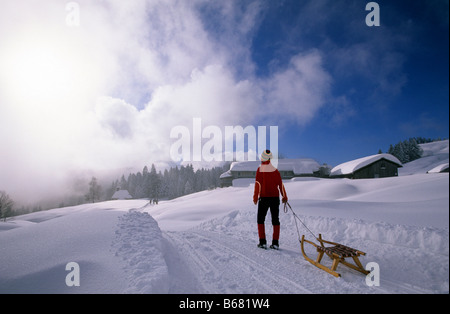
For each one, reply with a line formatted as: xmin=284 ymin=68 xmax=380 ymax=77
xmin=244 ymin=0 xmax=449 ymax=165
xmin=0 ymin=0 xmax=448 ymax=201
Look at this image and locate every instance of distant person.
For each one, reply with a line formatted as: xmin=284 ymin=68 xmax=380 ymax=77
xmin=253 ymin=150 xmax=288 ymax=249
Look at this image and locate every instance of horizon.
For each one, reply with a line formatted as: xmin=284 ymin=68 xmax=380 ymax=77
xmin=9 ymin=137 xmax=448 ymax=211
xmin=0 ymin=0 xmax=448 ymax=204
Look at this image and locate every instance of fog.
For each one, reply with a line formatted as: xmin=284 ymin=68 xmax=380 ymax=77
xmin=0 ymin=0 xmax=332 ymax=206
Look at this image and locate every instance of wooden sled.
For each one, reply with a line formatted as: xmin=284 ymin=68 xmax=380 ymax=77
xmin=300 ymin=234 xmax=369 ymax=278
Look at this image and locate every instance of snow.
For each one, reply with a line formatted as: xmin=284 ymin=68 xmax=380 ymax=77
xmin=400 ymin=140 xmax=449 ymax=175
xmin=421 ymin=140 xmax=449 ymax=156
xmin=0 ymin=143 xmax=449 ymax=294
xmin=428 ymin=163 xmax=449 ymax=173
xmin=229 ymin=160 xmax=261 ymax=172
xmin=219 ymin=170 xmax=232 ymax=178
xmin=330 ymin=153 xmax=402 ymax=176
xmin=277 ymin=158 xmax=320 ymax=174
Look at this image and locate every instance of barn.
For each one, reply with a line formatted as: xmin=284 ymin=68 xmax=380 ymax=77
xmin=111 ymin=188 xmax=133 ymax=200
xmin=220 ymin=159 xmax=330 ymax=187
xmin=330 ymin=153 xmax=403 ymax=179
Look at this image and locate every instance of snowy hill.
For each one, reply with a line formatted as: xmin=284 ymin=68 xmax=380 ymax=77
xmin=400 ymin=140 xmax=449 ymax=175
xmin=0 ymin=153 xmax=449 ymax=294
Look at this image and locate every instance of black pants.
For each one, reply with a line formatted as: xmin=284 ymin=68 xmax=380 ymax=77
xmin=257 ymin=197 xmax=280 ymax=225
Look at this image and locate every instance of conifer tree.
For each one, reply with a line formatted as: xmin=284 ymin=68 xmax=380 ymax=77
xmin=86 ymin=177 xmax=102 ymax=203
xmin=0 ymin=191 xmax=14 ymax=222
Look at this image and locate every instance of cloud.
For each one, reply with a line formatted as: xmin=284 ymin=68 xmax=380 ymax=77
xmin=94 ymin=97 xmax=139 ymax=139
xmin=0 ymin=0 xmax=333 ymax=204
xmin=261 ymin=50 xmax=332 ymax=125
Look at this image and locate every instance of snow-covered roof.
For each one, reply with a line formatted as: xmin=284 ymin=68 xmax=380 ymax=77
xmin=427 ymin=163 xmax=449 ymax=173
xmin=219 ymin=170 xmax=233 ymax=179
xmin=229 ymin=161 xmax=260 ymax=172
xmin=112 ymin=190 xmax=133 ymax=200
xmin=229 ymin=158 xmax=321 ymax=175
xmin=331 ymin=154 xmax=402 ymax=176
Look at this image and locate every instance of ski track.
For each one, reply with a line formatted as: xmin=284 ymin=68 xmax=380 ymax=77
xmin=126 ymin=208 xmax=447 ymax=294
xmin=163 ymin=226 xmax=447 ymax=293
xmin=166 ymin=228 xmax=443 ymax=294
xmin=164 ymin=228 xmax=400 ymax=294
xmin=166 ymin=230 xmax=313 ymax=294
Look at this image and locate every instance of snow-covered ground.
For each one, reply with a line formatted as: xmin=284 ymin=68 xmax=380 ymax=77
xmin=1 ymin=142 xmax=448 ymax=294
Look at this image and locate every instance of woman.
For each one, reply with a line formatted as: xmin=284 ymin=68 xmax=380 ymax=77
xmin=253 ymin=150 xmax=288 ymax=249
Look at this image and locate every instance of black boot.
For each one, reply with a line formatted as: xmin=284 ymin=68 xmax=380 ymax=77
xmin=257 ymin=239 xmax=267 ymax=249
xmin=270 ymin=240 xmax=279 ymax=250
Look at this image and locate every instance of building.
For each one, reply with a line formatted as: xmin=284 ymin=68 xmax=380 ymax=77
xmin=330 ymin=153 xmax=402 ymax=179
xmin=111 ymin=188 xmax=133 ymax=200
xmin=220 ymin=159 xmax=330 ymax=187
xmin=427 ymin=163 xmax=449 ymax=173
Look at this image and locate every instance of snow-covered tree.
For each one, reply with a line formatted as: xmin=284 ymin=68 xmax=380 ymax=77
xmin=0 ymin=191 xmax=14 ymax=221
xmin=148 ymin=164 xmax=161 ymax=201
xmin=85 ymin=177 xmax=102 ymax=203
xmin=110 ymin=163 xmax=229 ymax=201
xmin=388 ymin=138 xmax=423 ymax=163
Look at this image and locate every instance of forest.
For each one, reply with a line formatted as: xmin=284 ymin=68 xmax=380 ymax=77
xmin=386 ymin=137 xmax=441 ymax=163
xmin=104 ymin=163 xmax=231 ymax=202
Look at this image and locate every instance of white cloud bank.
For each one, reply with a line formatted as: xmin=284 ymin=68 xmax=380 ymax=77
xmin=0 ymin=0 xmax=332 ymax=203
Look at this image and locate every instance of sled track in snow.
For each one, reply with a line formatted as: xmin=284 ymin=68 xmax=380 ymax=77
xmin=165 ymin=230 xmax=314 ymax=294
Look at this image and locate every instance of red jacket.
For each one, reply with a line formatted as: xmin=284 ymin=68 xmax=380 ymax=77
xmin=253 ymin=161 xmax=287 ymax=203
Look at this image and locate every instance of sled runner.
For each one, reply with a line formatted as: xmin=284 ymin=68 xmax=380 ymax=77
xmin=300 ymin=234 xmax=369 ymax=278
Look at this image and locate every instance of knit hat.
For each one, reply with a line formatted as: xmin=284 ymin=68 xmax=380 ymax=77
xmin=260 ymin=149 xmax=273 ymax=162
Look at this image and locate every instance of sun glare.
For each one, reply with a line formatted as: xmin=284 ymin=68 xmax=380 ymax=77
xmin=0 ymin=28 xmax=101 ymax=136
xmin=3 ymin=36 xmax=87 ymax=107
xmin=10 ymin=44 xmax=75 ymax=102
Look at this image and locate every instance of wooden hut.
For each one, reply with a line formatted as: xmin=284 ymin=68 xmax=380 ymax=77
xmin=220 ymin=159 xmax=328 ymax=187
xmin=330 ymin=154 xmax=402 ymax=179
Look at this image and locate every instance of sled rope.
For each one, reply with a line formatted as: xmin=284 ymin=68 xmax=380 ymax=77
xmin=283 ymin=202 xmax=318 ymax=241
